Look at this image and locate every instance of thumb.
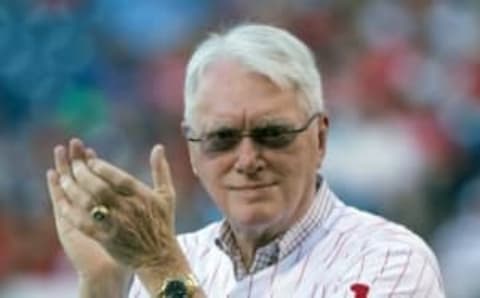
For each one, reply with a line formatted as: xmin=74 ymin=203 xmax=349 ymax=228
xmin=150 ymin=144 xmax=175 ymax=197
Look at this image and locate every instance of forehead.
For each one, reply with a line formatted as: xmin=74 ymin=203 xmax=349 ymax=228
xmin=192 ymin=60 xmax=305 ymax=127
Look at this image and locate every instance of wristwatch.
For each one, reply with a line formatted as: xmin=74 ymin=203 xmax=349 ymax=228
xmin=157 ymin=273 xmax=199 ymax=298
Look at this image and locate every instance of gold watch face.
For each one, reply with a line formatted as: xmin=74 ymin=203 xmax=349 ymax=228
xmin=159 ymin=274 xmax=198 ymax=298
xmin=162 ymin=279 xmax=188 ymax=297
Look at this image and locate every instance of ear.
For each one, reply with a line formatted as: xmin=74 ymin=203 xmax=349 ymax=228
xmin=317 ymin=113 xmax=329 ymax=146
xmin=316 ymin=113 xmax=329 ymax=168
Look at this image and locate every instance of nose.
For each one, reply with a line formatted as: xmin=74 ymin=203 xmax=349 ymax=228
xmin=234 ymin=137 xmax=264 ymax=175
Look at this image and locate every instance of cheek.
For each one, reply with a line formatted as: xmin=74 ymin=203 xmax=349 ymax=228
xmin=268 ymin=145 xmax=320 ymax=190
xmin=270 ymin=145 xmax=318 ymax=176
xmin=195 ymin=156 xmax=232 ymax=193
xmin=298 ymin=137 xmax=324 ymax=170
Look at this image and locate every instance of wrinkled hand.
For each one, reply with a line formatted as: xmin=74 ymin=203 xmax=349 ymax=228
xmin=48 ymin=138 xmax=179 ymax=273
xmin=47 ymin=142 xmax=128 ymax=285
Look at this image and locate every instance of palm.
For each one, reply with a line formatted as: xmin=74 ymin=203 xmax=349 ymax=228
xmin=55 ymin=214 xmax=120 ymax=277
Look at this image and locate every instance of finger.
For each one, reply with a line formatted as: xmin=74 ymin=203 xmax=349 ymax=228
xmin=54 ymin=145 xmax=71 ymax=176
xmin=68 ymin=139 xmax=108 ymax=198
xmin=151 ymin=145 xmax=176 ymax=222
xmin=87 ymin=158 xmax=151 ymax=197
xmin=85 ymin=147 xmax=97 ymax=159
xmin=60 ymin=174 xmax=95 ymax=209
xmin=46 ymin=169 xmax=68 ymax=218
xmin=69 ymin=139 xmax=116 ymax=203
xmin=69 ymin=138 xmax=87 ymax=160
xmin=55 ymin=143 xmax=98 ymax=209
xmin=150 ymin=144 xmax=175 ymax=196
xmin=72 ymin=158 xmax=117 ymax=205
xmin=150 ymin=145 xmax=176 ymax=213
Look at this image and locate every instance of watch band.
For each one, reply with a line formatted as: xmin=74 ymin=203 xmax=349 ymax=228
xmin=157 ymin=273 xmax=199 ymax=298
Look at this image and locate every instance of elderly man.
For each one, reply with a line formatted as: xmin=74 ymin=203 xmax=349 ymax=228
xmin=46 ymin=24 xmax=445 ymax=297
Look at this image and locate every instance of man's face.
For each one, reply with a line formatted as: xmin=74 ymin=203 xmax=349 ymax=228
xmin=187 ymin=60 xmax=328 ymax=237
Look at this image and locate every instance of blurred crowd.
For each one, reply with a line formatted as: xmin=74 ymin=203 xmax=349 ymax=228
xmin=0 ymin=0 xmax=479 ymax=297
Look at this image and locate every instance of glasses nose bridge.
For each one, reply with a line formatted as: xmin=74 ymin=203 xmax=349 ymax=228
xmin=239 ymin=129 xmax=253 ymax=138
xmin=236 ymin=128 xmax=262 ymax=148
xmin=234 ymin=130 xmax=264 ymax=174
xmin=236 ymin=129 xmax=259 ymax=148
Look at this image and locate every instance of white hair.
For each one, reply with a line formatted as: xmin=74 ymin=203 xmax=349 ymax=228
xmin=183 ymin=23 xmax=324 ymax=123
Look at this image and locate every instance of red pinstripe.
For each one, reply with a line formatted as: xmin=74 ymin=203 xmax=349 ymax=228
xmin=372 ymin=249 xmax=390 ymax=285
xmin=388 ymin=249 xmax=413 ymax=298
xmin=356 ymin=254 xmax=366 ymax=280
xmin=325 ymin=234 xmax=351 ymax=270
xmin=295 ymin=245 xmax=313 ymax=291
xmin=325 ymin=225 xmax=363 ymax=270
xmin=199 ymin=246 xmax=211 ymax=258
xmin=323 ymin=220 xmax=388 ymax=269
xmin=410 ymin=258 xmax=427 ymax=297
xmin=322 ymin=233 xmax=343 ymax=263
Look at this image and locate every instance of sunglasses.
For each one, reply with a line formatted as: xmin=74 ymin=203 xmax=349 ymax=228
xmin=186 ymin=113 xmax=320 ymax=153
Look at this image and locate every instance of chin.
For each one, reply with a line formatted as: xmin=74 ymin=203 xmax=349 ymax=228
xmin=230 ymin=206 xmax=282 ymax=232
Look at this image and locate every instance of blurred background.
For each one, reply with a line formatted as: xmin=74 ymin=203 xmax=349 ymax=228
xmin=0 ymin=0 xmax=479 ymax=297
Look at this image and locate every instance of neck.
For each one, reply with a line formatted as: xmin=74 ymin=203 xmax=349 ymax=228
xmin=232 ymin=226 xmax=278 ymax=268
xmin=230 ymin=178 xmax=318 ymax=268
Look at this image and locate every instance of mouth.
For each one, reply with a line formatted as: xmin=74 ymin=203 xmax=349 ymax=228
xmin=228 ymin=182 xmax=276 ymax=190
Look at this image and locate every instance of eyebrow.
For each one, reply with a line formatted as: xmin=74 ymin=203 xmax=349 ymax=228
xmin=193 ymin=115 xmax=297 ymax=135
xmin=254 ymin=117 xmax=295 ymax=127
xmin=217 ymin=118 xmax=293 ymax=130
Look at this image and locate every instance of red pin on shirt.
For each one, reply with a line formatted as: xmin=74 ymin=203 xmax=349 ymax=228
xmin=350 ymin=283 xmax=370 ymax=298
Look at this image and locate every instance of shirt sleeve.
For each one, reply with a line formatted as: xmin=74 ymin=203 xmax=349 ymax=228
xmin=336 ymin=244 xmax=445 ymax=298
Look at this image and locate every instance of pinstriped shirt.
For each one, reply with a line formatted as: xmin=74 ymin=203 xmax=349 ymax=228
xmin=129 ymin=180 xmax=445 ymax=297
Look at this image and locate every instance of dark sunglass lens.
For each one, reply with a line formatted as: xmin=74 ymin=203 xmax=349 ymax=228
xmin=253 ymin=126 xmax=294 ymax=148
xmin=204 ymin=129 xmax=241 ymax=152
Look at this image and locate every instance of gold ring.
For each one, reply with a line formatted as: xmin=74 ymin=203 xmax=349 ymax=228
xmin=90 ymin=205 xmax=109 ymax=221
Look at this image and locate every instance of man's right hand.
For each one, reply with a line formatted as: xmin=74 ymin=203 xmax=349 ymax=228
xmin=46 ymin=143 xmax=131 ymax=297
